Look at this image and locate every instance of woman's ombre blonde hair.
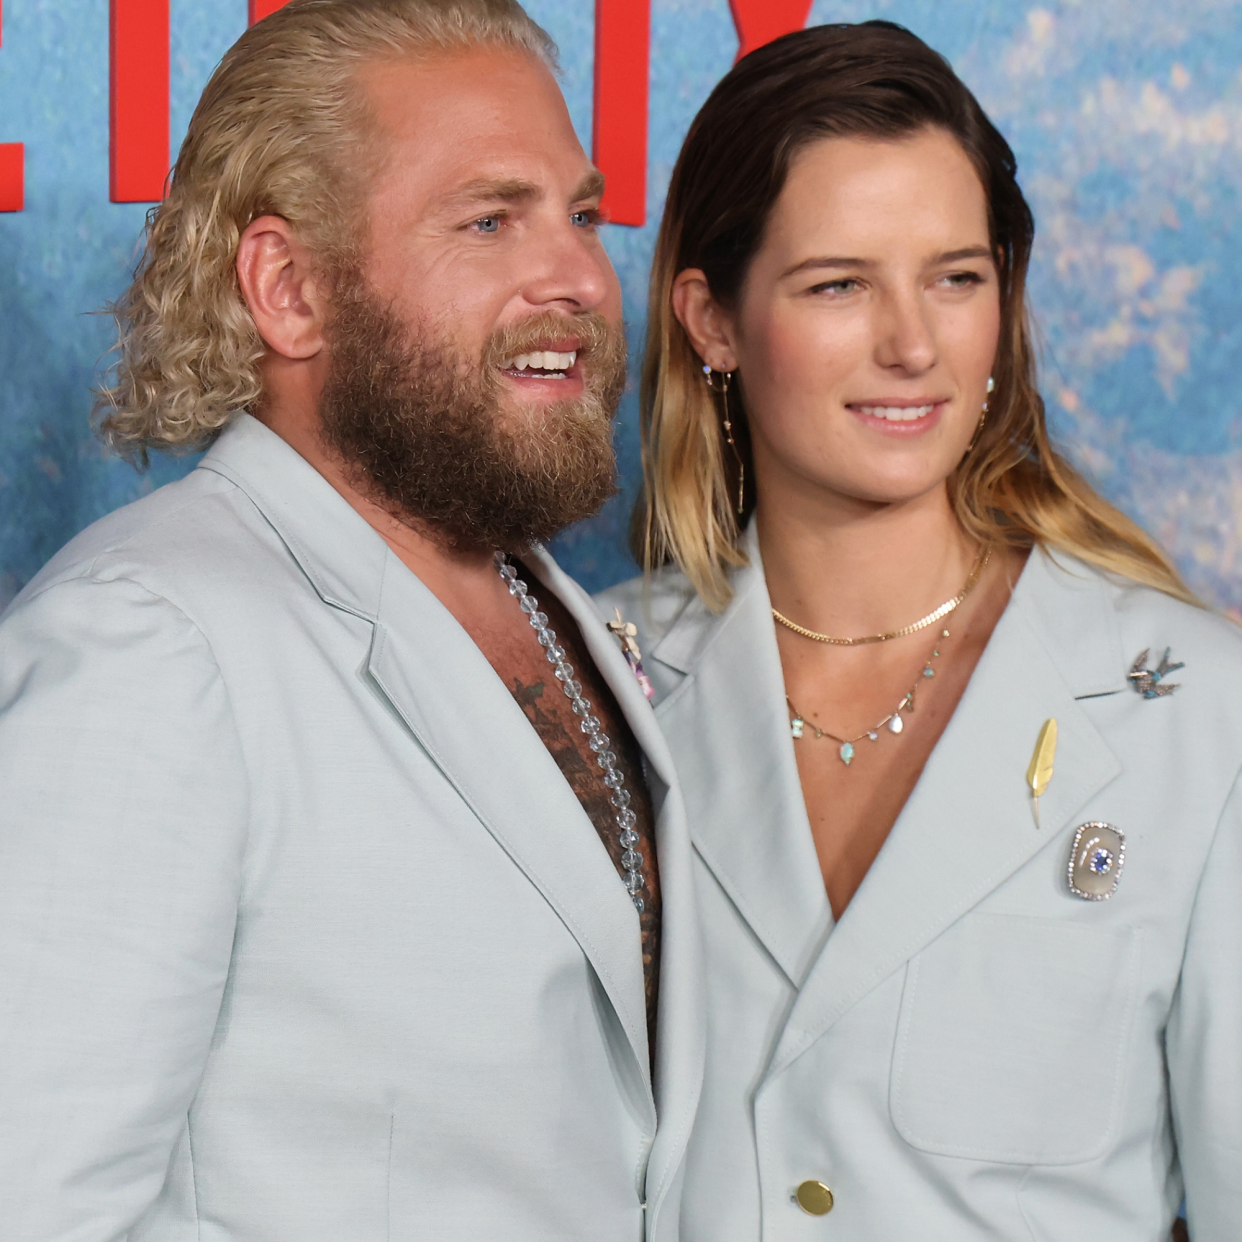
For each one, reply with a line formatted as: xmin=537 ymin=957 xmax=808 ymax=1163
xmin=95 ymin=0 xmax=554 ymax=463
xmin=635 ymin=21 xmax=1195 ymax=611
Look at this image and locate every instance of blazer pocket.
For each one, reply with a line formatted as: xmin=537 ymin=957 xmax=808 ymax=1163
xmin=889 ymin=912 xmax=1141 ymax=1165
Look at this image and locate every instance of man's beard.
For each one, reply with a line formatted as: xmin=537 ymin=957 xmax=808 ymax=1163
xmin=318 ymin=278 xmax=627 ymax=552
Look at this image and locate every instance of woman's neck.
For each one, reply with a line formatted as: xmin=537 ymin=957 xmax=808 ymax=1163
xmin=756 ymin=480 xmax=977 ymax=640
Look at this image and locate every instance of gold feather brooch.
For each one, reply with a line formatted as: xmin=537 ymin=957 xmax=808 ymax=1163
xmin=1026 ymin=717 xmax=1057 ymax=830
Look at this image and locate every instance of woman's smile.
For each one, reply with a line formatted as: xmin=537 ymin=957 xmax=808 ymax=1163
xmin=848 ymin=397 xmax=947 ymax=435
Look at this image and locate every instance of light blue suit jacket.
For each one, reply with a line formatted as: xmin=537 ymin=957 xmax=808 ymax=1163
xmin=0 ymin=415 xmax=705 ymax=1241
xmin=599 ymin=533 xmax=1241 ymax=1241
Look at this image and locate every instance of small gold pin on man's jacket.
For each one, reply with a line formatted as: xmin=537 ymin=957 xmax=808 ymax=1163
xmin=1027 ymin=718 xmax=1057 ymax=829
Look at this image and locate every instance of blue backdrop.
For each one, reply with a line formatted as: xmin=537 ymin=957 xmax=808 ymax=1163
xmin=3 ymin=0 xmax=1242 ymax=611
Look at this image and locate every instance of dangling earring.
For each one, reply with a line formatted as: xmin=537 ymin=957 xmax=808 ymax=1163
xmin=703 ymin=364 xmax=745 ymax=516
xmin=966 ymin=375 xmax=995 ymax=454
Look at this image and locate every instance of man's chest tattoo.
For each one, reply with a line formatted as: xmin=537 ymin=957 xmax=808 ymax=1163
xmin=511 ymin=679 xmax=609 ymax=802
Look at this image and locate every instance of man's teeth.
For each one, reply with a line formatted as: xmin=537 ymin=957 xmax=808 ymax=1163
xmin=503 ymin=350 xmax=578 ymax=373
xmin=857 ymin=404 xmax=935 ymax=422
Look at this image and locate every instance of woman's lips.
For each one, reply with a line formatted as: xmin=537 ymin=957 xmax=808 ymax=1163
xmin=848 ymin=399 xmax=946 ymax=433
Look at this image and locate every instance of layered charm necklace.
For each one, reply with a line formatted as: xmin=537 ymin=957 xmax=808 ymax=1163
xmin=495 ymin=553 xmax=647 ymax=911
xmin=778 ymin=547 xmax=990 ymax=767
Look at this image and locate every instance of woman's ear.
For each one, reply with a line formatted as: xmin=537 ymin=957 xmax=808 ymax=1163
xmin=671 ymin=268 xmax=739 ymax=373
xmin=236 ymin=216 xmax=328 ymax=361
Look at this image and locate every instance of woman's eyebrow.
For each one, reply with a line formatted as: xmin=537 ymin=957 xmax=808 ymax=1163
xmin=782 ymin=255 xmax=871 ymax=278
xmin=936 ymin=245 xmax=993 ymax=263
xmin=782 ymin=244 xmax=994 ymax=279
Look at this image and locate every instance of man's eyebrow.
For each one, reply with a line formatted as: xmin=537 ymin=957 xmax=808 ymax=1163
xmin=782 ymin=245 xmax=995 ymax=278
xmin=438 ymin=178 xmax=541 ymax=211
xmin=572 ymin=170 xmax=606 ymax=202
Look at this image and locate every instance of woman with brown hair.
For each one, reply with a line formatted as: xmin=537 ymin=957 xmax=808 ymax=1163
xmin=599 ymin=21 xmax=1237 ymax=1241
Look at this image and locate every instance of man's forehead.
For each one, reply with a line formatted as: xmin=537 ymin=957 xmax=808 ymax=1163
xmin=357 ymin=48 xmax=593 ymax=206
xmin=360 ymin=46 xmax=563 ymax=143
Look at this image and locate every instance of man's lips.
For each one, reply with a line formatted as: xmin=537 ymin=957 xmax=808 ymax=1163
xmin=499 ymin=345 xmax=581 ymax=382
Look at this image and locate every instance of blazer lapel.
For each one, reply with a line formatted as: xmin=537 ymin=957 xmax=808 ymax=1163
xmin=201 ymin=417 xmax=652 ymax=1093
xmin=651 ymin=535 xmax=834 ymax=988
xmin=367 ymin=563 xmax=654 ymax=1088
xmin=530 ymin=551 xmax=706 ymax=1220
xmin=770 ymin=548 xmax=1126 ymax=1077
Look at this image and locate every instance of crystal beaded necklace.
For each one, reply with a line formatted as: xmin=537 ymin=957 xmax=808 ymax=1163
xmin=495 ymin=553 xmax=646 ymax=911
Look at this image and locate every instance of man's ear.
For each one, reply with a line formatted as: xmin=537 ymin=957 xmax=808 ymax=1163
xmin=236 ymin=216 xmax=328 ymax=360
xmin=671 ymin=268 xmax=738 ymax=373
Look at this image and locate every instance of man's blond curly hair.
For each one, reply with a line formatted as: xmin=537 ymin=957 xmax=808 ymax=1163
xmin=95 ymin=0 xmax=555 ymax=463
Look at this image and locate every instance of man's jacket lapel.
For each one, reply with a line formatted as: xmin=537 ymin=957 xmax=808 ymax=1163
xmin=535 ymin=551 xmax=706 ymax=1232
xmin=201 ymin=416 xmax=654 ymax=1098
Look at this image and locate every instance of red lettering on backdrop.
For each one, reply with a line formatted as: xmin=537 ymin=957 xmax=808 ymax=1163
xmin=110 ymin=0 xmax=170 ymax=202
xmin=592 ymin=0 xmax=649 ymax=227
xmin=68 ymin=1 xmax=808 ymax=217
xmin=0 ymin=143 xmax=22 ymax=213
xmin=249 ymin=0 xmax=288 ymax=23
xmin=728 ymin=0 xmax=813 ymax=60
xmin=0 ymin=0 xmax=24 ymax=212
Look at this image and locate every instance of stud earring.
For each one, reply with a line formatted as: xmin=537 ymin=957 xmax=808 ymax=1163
xmin=703 ymin=364 xmax=745 ymax=517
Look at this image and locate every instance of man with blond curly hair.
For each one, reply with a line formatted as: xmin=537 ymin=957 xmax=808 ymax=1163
xmin=0 ymin=2 xmax=703 ymax=1237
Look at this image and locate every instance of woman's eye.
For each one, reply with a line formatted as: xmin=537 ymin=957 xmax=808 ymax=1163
xmin=941 ymin=270 xmax=984 ymax=288
xmin=811 ymin=278 xmax=860 ymax=296
xmin=472 ymin=215 xmax=501 ymax=234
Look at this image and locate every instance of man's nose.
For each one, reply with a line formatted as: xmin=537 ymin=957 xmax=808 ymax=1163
xmin=518 ymin=218 xmax=616 ymax=313
xmin=873 ymin=289 xmax=938 ymax=375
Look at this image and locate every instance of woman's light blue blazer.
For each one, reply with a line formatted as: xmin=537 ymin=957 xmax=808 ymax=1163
xmin=598 ymin=529 xmax=1241 ymax=1241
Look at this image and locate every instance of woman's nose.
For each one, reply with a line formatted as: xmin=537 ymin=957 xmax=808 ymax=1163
xmin=873 ymin=291 xmax=938 ymax=375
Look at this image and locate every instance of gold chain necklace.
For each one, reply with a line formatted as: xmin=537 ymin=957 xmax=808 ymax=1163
xmin=772 ymin=547 xmax=991 ymax=646
xmin=786 ymin=627 xmax=949 ymax=766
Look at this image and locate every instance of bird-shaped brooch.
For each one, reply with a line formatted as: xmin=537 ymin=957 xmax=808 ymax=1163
xmin=1127 ymin=647 xmax=1183 ymax=699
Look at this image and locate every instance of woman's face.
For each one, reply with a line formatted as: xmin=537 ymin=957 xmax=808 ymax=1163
xmin=697 ymin=127 xmax=1002 ymax=510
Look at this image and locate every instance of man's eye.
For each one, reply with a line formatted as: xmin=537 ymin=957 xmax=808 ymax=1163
xmin=571 ymin=210 xmax=599 ymax=228
xmin=473 ymin=216 xmax=501 ymax=234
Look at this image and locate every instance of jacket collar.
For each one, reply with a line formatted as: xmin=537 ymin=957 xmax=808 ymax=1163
xmin=650 ymin=530 xmax=833 ymax=987
xmin=201 ymin=416 xmax=704 ymax=1196
xmin=772 ymin=545 xmax=1126 ymax=1074
xmin=201 ymin=413 xmax=389 ymax=620
xmin=650 ymin=530 xmax=1128 ymax=1072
